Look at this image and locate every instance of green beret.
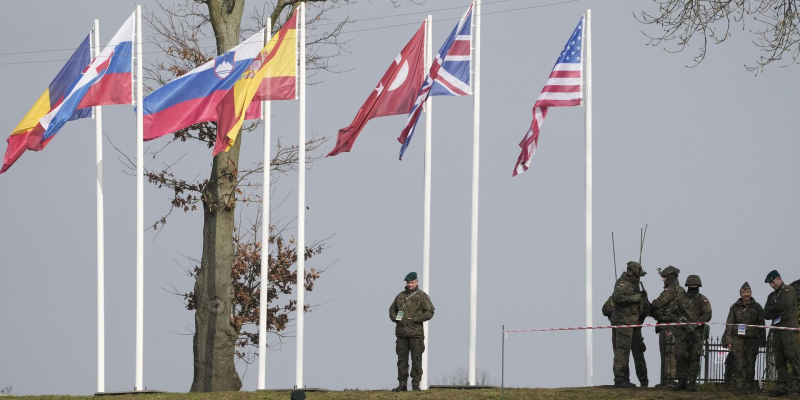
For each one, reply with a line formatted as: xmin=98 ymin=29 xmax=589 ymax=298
xmin=404 ymin=271 xmax=418 ymax=282
xmin=765 ymin=270 xmax=780 ymax=283
xmin=290 ymin=390 xmax=306 ymax=400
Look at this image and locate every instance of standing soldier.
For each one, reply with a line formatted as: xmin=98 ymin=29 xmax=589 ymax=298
xmin=722 ymin=282 xmax=766 ymax=395
xmin=763 ymin=270 xmax=800 ymax=397
xmin=672 ymin=274 xmax=712 ymax=392
xmin=610 ymin=261 xmax=646 ymax=388
xmin=389 ymin=272 xmax=435 ymax=392
xmin=651 ymin=265 xmax=683 ymax=387
xmin=602 ymin=273 xmax=649 ymax=387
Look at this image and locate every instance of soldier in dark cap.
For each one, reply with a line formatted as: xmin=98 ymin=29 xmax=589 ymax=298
xmin=722 ymin=282 xmax=766 ymax=395
xmin=651 ymin=265 xmax=684 ymax=387
xmin=389 ymin=272 xmax=435 ymax=392
xmin=290 ymin=390 xmax=306 ymax=400
xmin=672 ymin=274 xmax=712 ymax=392
xmin=763 ymin=270 xmax=800 ymax=397
xmin=609 ymin=261 xmax=647 ymax=388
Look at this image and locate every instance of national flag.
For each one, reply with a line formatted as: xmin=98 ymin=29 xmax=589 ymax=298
xmin=513 ymin=15 xmax=584 ymax=177
xmin=326 ymin=20 xmax=426 ymax=157
xmin=142 ymin=29 xmax=274 ymax=142
xmin=213 ymin=10 xmax=298 ymax=155
xmin=1 ymin=35 xmax=92 ymax=174
xmin=397 ymin=4 xmax=473 ymax=160
xmin=39 ymin=13 xmax=135 ymax=141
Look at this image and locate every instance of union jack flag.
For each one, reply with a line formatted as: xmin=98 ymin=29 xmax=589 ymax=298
xmin=398 ymin=3 xmax=473 ymax=160
xmin=513 ymin=15 xmax=585 ymax=177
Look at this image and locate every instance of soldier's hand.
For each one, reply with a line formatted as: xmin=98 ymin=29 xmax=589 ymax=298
xmin=727 ymin=344 xmax=732 ymax=350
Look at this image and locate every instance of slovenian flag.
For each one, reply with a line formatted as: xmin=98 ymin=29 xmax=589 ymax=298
xmin=39 ymin=12 xmax=135 ymax=141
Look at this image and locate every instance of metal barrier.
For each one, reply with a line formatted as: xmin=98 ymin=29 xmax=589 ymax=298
xmin=699 ymin=336 xmax=775 ymax=384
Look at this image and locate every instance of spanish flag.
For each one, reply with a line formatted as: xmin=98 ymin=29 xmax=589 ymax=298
xmin=1 ymin=35 xmax=92 ymax=174
xmin=213 ymin=10 xmax=298 ymax=156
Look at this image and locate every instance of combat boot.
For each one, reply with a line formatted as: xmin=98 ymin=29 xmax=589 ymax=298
xmin=768 ymin=385 xmax=788 ymax=397
xmin=686 ymin=380 xmax=698 ymax=392
xmin=411 ymin=383 xmax=421 ymax=391
xmin=391 ymin=381 xmax=407 ymax=392
xmin=639 ymin=380 xmax=649 ymax=388
xmin=672 ymin=379 xmax=686 ymax=391
xmin=614 ymin=380 xmax=636 ymax=388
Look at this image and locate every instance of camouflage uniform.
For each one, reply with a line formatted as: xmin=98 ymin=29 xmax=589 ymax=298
xmin=763 ymin=271 xmax=800 ymax=395
xmin=609 ymin=262 xmax=645 ymax=387
xmin=602 ymin=290 xmax=648 ymax=386
xmin=673 ymin=275 xmax=712 ymax=391
xmin=389 ymin=284 xmax=435 ymax=389
xmin=721 ymin=282 xmax=766 ymax=391
xmin=651 ymin=266 xmax=684 ymax=386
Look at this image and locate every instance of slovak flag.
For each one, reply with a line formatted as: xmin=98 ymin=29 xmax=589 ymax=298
xmin=39 ymin=12 xmax=135 ymax=141
xmin=326 ymin=20 xmax=426 ymax=157
xmin=513 ymin=16 xmax=585 ymax=177
xmin=397 ymin=3 xmax=473 ymax=160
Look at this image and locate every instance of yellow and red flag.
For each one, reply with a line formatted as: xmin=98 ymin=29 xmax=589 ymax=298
xmin=213 ymin=10 xmax=298 ymax=155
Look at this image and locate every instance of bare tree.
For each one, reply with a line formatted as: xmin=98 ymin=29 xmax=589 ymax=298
xmin=637 ymin=0 xmax=800 ymax=72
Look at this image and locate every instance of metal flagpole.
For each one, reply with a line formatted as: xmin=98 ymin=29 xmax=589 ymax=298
xmin=93 ymin=19 xmax=105 ymax=394
xmin=295 ymin=1 xmax=306 ymax=389
xmin=134 ymin=5 xmax=145 ymax=391
xmin=583 ymin=9 xmax=593 ymax=387
xmin=420 ymin=14 xmax=433 ymax=391
xmin=258 ymin=19 xmax=272 ymax=391
xmin=468 ymin=0 xmax=480 ymax=386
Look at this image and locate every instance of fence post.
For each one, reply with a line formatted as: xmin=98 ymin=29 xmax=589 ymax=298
xmin=501 ymin=325 xmax=505 ymax=400
xmin=703 ymin=338 xmax=710 ymax=383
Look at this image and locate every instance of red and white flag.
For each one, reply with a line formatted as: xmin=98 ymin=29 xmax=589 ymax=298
xmin=327 ymin=21 xmax=426 ymax=156
xmin=513 ymin=15 xmax=585 ymax=177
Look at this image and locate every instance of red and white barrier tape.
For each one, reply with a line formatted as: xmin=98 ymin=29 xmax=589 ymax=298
xmin=503 ymin=322 xmax=800 ymax=334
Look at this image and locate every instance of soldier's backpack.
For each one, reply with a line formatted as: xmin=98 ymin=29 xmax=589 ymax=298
xmin=602 ymin=295 xmax=614 ymax=318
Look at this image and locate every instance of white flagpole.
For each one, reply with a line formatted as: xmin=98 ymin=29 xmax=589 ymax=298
xmin=421 ymin=14 xmax=433 ymax=392
xmin=295 ymin=2 xmax=306 ymax=390
xmin=134 ymin=5 xmax=145 ymax=391
xmin=93 ymin=18 xmax=105 ymax=394
xmin=584 ymin=9 xmax=593 ymax=387
xmin=467 ymin=0 xmax=480 ymax=386
xmin=257 ymin=19 xmax=272 ymax=392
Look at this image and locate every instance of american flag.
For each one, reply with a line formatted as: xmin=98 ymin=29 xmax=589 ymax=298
xmin=513 ymin=15 xmax=585 ymax=177
xmin=398 ymin=3 xmax=473 ymax=160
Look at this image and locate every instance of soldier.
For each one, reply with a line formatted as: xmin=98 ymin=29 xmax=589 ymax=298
xmin=610 ymin=261 xmax=646 ymax=388
xmin=651 ymin=265 xmax=683 ymax=387
xmin=672 ymin=274 xmax=712 ymax=392
xmin=763 ymin=270 xmax=800 ymax=397
xmin=722 ymin=282 xmax=766 ymax=395
xmin=389 ymin=272 xmax=435 ymax=392
xmin=602 ymin=276 xmax=649 ymax=387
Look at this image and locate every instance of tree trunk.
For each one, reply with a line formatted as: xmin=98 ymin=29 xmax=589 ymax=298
xmin=191 ymin=0 xmax=245 ymax=392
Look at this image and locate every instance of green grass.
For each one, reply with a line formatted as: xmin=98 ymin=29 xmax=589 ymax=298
xmin=2 ymin=385 xmax=771 ymax=400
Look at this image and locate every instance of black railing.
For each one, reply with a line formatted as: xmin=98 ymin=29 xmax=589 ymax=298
xmin=697 ymin=336 xmax=775 ymax=384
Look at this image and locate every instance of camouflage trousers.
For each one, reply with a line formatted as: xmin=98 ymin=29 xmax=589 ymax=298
xmin=659 ymin=330 xmax=677 ymax=385
xmin=612 ymin=328 xmax=648 ymax=384
xmin=773 ymin=331 xmax=800 ymax=387
xmin=730 ymin=336 xmax=759 ymax=388
xmin=396 ymin=337 xmax=425 ymax=384
xmin=675 ymin=329 xmax=703 ymax=381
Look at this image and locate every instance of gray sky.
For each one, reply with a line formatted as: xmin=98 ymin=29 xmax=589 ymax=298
xmin=1 ymin=0 xmax=799 ymax=395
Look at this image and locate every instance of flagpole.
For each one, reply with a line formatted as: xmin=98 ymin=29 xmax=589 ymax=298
xmin=295 ymin=1 xmax=306 ymax=390
xmin=258 ymin=19 xmax=272 ymax=392
xmin=468 ymin=0 xmax=480 ymax=386
xmin=584 ymin=8 xmax=594 ymax=387
xmin=421 ymin=14 xmax=433 ymax=392
xmin=93 ymin=18 xmax=105 ymax=395
xmin=134 ymin=4 xmax=145 ymax=391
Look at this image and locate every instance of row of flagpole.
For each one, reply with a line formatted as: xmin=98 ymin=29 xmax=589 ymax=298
xmin=75 ymin=1 xmax=589 ymax=392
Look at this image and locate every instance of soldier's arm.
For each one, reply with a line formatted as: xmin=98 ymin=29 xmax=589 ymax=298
xmin=415 ymin=295 xmax=435 ymax=323
xmin=757 ymin=303 xmax=767 ymax=346
xmin=764 ymin=288 xmax=792 ymax=319
xmin=721 ymin=307 xmax=734 ymax=347
xmin=699 ymin=296 xmax=712 ymax=322
xmin=611 ymin=283 xmax=640 ymax=305
xmin=389 ymin=298 xmax=399 ymax=323
xmin=650 ymin=288 xmax=675 ymax=309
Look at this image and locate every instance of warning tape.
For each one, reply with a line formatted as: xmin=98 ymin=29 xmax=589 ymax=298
xmin=503 ymin=322 xmax=800 ymax=333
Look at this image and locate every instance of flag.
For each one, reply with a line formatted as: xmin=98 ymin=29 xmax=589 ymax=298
xmin=142 ymin=30 xmax=273 ymax=142
xmin=326 ymin=20 xmax=426 ymax=157
xmin=214 ymin=10 xmax=298 ymax=155
xmin=39 ymin=13 xmax=135 ymax=141
xmin=513 ymin=15 xmax=584 ymax=177
xmin=1 ymin=35 xmax=92 ymax=174
xmin=397 ymin=4 xmax=473 ymax=160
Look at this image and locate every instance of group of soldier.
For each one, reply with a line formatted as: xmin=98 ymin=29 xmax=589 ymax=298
xmin=606 ymin=263 xmax=800 ymax=397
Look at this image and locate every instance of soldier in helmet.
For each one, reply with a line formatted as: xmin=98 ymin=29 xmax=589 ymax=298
xmin=672 ymin=274 xmax=712 ymax=392
xmin=389 ymin=272 xmax=435 ymax=392
xmin=602 ymin=273 xmax=650 ymax=388
xmin=610 ymin=261 xmax=647 ymax=388
xmin=722 ymin=282 xmax=766 ymax=395
xmin=651 ymin=266 xmax=683 ymax=387
xmin=763 ymin=270 xmax=800 ymax=397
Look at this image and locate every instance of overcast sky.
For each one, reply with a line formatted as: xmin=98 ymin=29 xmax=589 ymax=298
xmin=1 ymin=0 xmax=799 ymax=396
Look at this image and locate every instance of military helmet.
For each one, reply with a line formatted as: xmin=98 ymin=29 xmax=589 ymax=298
xmin=658 ymin=265 xmax=680 ymax=277
xmin=685 ymin=274 xmax=702 ymax=287
xmin=626 ymin=261 xmax=645 ymax=277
